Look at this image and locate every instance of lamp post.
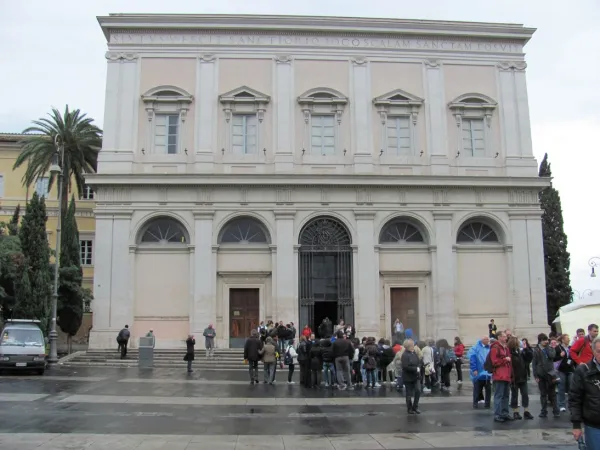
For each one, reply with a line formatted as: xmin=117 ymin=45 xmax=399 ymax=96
xmin=47 ymin=135 xmax=64 ymax=365
xmin=590 ymin=257 xmax=600 ymax=278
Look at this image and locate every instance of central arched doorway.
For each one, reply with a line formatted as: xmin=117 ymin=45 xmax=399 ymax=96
xmin=298 ymin=217 xmax=353 ymax=337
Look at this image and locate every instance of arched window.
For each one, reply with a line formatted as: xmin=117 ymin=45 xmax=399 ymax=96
xmin=457 ymin=222 xmax=499 ymax=244
xmin=139 ymin=218 xmax=188 ymax=244
xmin=299 ymin=217 xmax=351 ymax=247
xmin=219 ymin=217 xmax=269 ymax=244
xmin=380 ymin=220 xmax=425 ymax=244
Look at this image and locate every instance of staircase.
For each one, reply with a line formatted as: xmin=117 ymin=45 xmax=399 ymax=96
xmin=62 ymin=349 xmax=247 ymax=370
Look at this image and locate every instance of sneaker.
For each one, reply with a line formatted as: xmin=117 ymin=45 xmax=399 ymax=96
xmin=422 ymin=387 xmax=431 ymax=393
xmin=523 ymin=411 xmax=534 ymax=420
xmin=287 ymin=381 xmax=295 ymax=384
xmin=457 ymin=380 xmax=463 ymax=385
xmin=560 ymin=407 xmax=566 ymax=412
xmin=375 ymin=383 xmax=381 ymax=388
xmin=539 ymin=411 xmax=548 ymax=418
xmin=412 ymin=407 xmax=421 ymax=414
xmin=553 ymin=411 xmax=561 ymax=418
xmin=513 ymin=412 xmax=523 ymax=420
xmin=494 ymin=416 xmax=506 ymax=423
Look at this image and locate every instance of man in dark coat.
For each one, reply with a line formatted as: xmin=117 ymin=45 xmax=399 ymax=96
xmin=185 ymin=335 xmax=195 ymax=373
xmin=244 ymin=330 xmax=264 ymax=385
xmin=117 ymin=325 xmax=130 ymax=359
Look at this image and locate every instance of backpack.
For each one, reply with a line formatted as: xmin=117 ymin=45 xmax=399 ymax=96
xmin=483 ymin=351 xmax=494 ymax=373
xmin=284 ymin=347 xmax=293 ymax=365
xmin=445 ymin=348 xmax=457 ymax=365
xmin=432 ymin=346 xmax=441 ymax=365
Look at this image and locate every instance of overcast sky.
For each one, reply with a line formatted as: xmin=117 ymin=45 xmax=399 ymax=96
xmin=0 ymin=0 xmax=598 ymax=298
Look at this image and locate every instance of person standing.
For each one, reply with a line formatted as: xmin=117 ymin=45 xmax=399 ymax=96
xmin=184 ymin=334 xmax=195 ymax=373
xmin=557 ymin=333 xmax=574 ymax=412
xmin=393 ymin=319 xmax=405 ymax=345
xmin=301 ymin=325 xmax=312 ymax=339
xmin=261 ymin=337 xmax=277 ymax=384
xmin=490 ymin=331 xmax=513 ymax=422
xmin=468 ymin=337 xmax=492 ymax=409
xmin=532 ymin=333 xmax=560 ymax=418
xmin=569 ymin=337 xmax=600 ymax=449
xmin=508 ymin=336 xmax=533 ymax=420
xmin=243 ymin=329 xmax=263 ymax=385
xmin=117 ymin=325 xmax=130 ymax=359
xmin=284 ymin=339 xmax=298 ymax=384
xmin=202 ymin=324 xmax=216 ymax=359
xmin=454 ymin=337 xmax=465 ymax=385
xmin=488 ymin=319 xmax=497 ymax=340
xmin=297 ymin=336 xmax=311 ymax=387
xmin=320 ymin=338 xmax=335 ymax=387
xmin=332 ymin=331 xmax=354 ymax=390
xmin=401 ymin=339 xmax=421 ymax=414
xmin=571 ymin=324 xmax=599 ymax=366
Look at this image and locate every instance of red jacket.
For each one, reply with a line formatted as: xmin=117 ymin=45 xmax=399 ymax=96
xmin=490 ymin=341 xmax=512 ymax=382
xmin=571 ymin=336 xmax=593 ymax=365
xmin=301 ymin=327 xmax=312 ymax=338
xmin=454 ymin=343 xmax=465 ymax=358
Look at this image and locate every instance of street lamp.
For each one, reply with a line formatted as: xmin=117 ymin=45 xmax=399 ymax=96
xmin=590 ymin=257 xmax=600 ymax=278
xmin=47 ymin=135 xmax=64 ymax=365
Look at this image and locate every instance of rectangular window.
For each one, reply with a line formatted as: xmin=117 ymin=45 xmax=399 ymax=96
xmin=81 ymin=185 xmax=94 ymax=200
xmin=311 ymin=115 xmax=335 ymax=155
xmin=80 ymin=240 xmax=93 ymax=266
xmin=232 ymin=114 xmax=257 ymax=154
xmin=462 ymin=118 xmax=485 ymax=157
xmin=154 ymin=114 xmax=179 ymax=154
xmin=35 ymin=177 xmax=49 ymax=198
xmin=386 ymin=116 xmax=412 ymax=155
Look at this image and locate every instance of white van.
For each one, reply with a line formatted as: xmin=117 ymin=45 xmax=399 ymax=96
xmin=0 ymin=319 xmax=47 ymax=375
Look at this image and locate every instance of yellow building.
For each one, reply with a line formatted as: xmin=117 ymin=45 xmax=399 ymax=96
xmin=0 ymin=133 xmax=95 ymax=348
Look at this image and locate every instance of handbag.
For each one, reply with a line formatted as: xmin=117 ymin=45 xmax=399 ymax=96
xmin=548 ymin=369 xmax=560 ymax=383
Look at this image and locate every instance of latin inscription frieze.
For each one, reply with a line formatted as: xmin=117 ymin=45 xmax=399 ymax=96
xmin=110 ymin=32 xmax=522 ymax=53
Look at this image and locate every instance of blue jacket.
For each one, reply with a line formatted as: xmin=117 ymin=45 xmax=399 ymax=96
xmin=468 ymin=340 xmax=492 ymax=382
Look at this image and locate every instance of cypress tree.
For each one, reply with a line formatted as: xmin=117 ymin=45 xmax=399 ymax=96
xmin=57 ymin=196 xmax=85 ymax=352
xmin=539 ymin=154 xmax=572 ymax=325
xmin=15 ymin=193 xmax=52 ymax=332
xmin=8 ymin=204 xmax=20 ymax=236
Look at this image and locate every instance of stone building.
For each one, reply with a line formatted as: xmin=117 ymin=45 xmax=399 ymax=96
xmin=88 ymin=14 xmax=549 ymax=349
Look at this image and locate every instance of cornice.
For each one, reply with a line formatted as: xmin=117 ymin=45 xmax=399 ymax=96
xmin=85 ymin=173 xmax=550 ymax=189
xmin=98 ymin=14 xmax=535 ymax=43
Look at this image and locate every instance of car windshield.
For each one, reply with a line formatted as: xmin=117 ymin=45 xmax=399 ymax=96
xmin=1 ymin=329 xmax=44 ymax=347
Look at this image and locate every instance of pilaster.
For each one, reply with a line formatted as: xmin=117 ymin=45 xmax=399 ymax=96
xmin=423 ymin=59 xmax=449 ymax=175
xmin=350 ymin=58 xmax=373 ymax=173
xmin=195 ymin=55 xmax=217 ymax=172
xmin=193 ymin=211 xmax=216 ymax=334
xmin=274 ymin=211 xmax=296 ymax=322
xmin=432 ymin=212 xmax=458 ymax=340
xmin=274 ymin=56 xmax=294 ymax=171
xmin=354 ymin=211 xmax=379 ymax=335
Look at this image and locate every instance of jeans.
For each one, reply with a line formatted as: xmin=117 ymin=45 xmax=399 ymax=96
xmin=288 ymin=363 xmax=295 ymax=382
xmin=510 ymin=381 xmax=529 ymax=409
xmin=187 ymin=359 xmax=193 ymax=372
xmin=441 ymin=364 xmax=451 ymax=387
xmin=360 ymin=359 xmax=366 ymax=383
xmin=538 ymin=377 xmax=559 ymax=414
xmin=493 ymin=381 xmax=510 ymax=418
xmin=352 ymin=361 xmax=362 ymax=384
xmin=263 ymin=362 xmax=275 ymax=383
xmin=248 ymin=360 xmax=258 ymax=381
xmin=584 ymin=424 xmax=600 ymax=449
xmin=473 ymin=379 xmax=491 ymax=406
xmin=558 ymin=371 xmax=572 ymax=409
xmin=335 ymin=356 xmax=352 ymax=387
xmin=455 ymin=359 xmax=463 ymax=382
xmin=405 ymin=380 xmax=421 ymax=408
xmin=366 ymin=369 xmax=376 ymax=386
xmin=323 ymin=362 xmax=335 ymax=386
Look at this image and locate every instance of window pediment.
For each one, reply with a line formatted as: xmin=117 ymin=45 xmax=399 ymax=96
xmin=448 ymin=93 xmax=497 ymax=127
xmin=141 ymin=85 xmax=193 ymax=104
xmin=298 ymin=88 xmax=348 ymax=124
xmin=373 ymin=89 xmax=423 ymax=124
xmin=219 ymin=86 xmax=270 ymax=122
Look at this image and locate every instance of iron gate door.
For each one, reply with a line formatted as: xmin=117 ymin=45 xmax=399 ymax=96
xmin=298 ymin=217 xmax=354 ymax=330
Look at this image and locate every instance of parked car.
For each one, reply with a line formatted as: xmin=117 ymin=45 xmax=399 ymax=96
xmin=0 ymin=319 xmax=47 ymax=375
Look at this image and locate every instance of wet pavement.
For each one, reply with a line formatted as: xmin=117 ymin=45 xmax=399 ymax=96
xmin=0 ymin=366 xmax=576 ymax=449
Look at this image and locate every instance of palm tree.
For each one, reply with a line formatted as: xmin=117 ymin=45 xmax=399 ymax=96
xmin=13 ymin=106 xmax=102 ymax=215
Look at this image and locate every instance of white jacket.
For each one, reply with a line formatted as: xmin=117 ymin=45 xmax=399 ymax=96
xmin=285 ymin=345 xmax=298 ymax=363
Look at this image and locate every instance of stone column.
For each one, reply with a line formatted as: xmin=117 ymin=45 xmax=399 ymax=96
xmin=273 ymin=56 xmax=294 ymax=171
xmin=354 ymin=211 xmax=379 ymax=336
xmin=423 ymin=59 xmax=449 ymax=175
xmin=432 ymin=212 xmax=458 ymax=340
xmin=351 ymin=58 xmax=373 ymax=173
xmin=192 ymin=211 xmax=216 ymax=336
xmin=195 ymin=55 xmax=217 ymax=172
xmin=98 ymin=53 xmax=139 ymax=173
xmin=274 ymin=211 xmax=296 ymax=322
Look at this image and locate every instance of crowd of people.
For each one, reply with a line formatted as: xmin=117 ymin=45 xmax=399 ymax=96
xmin=240 ymin=318 xmax=599 ymax=448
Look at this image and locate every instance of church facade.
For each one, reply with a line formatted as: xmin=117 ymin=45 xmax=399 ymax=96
xmin=88 ymin=14 xmax=549 ymax=349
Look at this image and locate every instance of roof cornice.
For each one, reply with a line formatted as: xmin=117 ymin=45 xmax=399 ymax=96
xmin=97 ymin=14 xmax=535 ymax=43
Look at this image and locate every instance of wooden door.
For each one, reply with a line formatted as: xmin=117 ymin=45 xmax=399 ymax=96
xmin=229 ymin=288 xmax=260 ymax=348
xmin=390 ymin=288 xmax=419 ymax=341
